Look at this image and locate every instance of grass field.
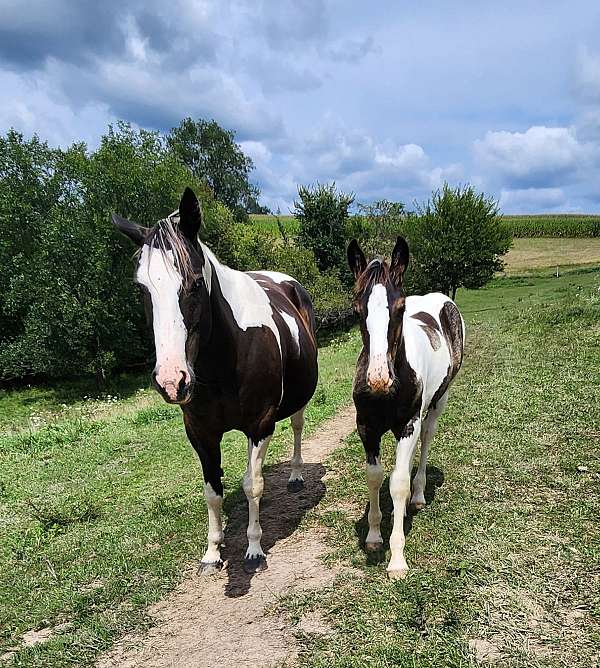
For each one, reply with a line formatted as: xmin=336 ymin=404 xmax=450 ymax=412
xmin=504 ymin=237 xmax=600 ymax=273
xmin=277 ymin=266 xmax=600 ymax=667
xmin=0 ymin=334 xmax=361 ymax=666
xmin=1 ymin=261 xmax=599 ymax=665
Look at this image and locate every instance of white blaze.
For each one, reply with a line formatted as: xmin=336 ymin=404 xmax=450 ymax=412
xmin=366 ymin=284 xmax=391 ymax=390
xmin=136 ymin=245 xmax=188 ymax=399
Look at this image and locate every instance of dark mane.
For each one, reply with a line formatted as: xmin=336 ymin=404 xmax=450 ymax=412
xmin=142 ymin=211 xmax=200 ymax=286
xmin=355 ymin=258 xmax=390 ymax=296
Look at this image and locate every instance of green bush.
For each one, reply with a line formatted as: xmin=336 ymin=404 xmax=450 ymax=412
xmin=355 ymin=199 xmax=408 ymax=257
xmin=0 ymin=124 xmax=218 ymax=382
xmin=409 ymin=184 xmax=512 ymax=299
xmin=293 ymin=182 xmax=355 ymax=284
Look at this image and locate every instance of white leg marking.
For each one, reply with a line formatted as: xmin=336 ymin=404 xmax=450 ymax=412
xmin=243 ymin=435 xmax=272 ymax=560
xmin=289 ymin=408 xmax=305 ymax=485
xmin=365 ymin=457 xmax=384 ymax=549
xmin=201 ymin=482 xmax=224 ymax=565
xmin=411 ymin=393 xmax=448 ymax=509
xmin=388 ymin=417 xmax=421 ymax=578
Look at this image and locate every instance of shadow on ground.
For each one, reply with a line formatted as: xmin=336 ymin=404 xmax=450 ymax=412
xmin=221 ymin=459 xmax=326 ymax=598
xmin=354 ymin=465 xmax=445 ymax=565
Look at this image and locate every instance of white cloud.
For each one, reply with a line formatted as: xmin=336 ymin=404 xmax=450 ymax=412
xmin=474 ymin=126 xmax=590 ymax=188
xmin=0 ymin=69 xmax=115 ymax=148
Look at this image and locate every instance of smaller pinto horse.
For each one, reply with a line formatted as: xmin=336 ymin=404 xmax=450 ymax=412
xmin=112 ymin=187 xmax=318 ymax=574
xmin=347 ymin=237 xmax=464 ymax=578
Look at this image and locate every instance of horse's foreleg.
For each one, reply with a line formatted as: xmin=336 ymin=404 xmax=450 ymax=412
xmin=288 ymin=407 xmax=306 ymax=491
xmin=358 ymin=423 xmax=384 ymax=552
xmin=184 ymin=417 xmax=224 ymax=575
xmin=411 ymin=392 xmax=448 ymax=510
xmin=243 ymin=435 xmax=272 ymax=572
xmin=388 ymin=415 xmax=421 ymax=579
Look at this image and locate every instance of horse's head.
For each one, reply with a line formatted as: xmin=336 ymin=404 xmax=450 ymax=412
xmin=347 ymin=237 xmax=409 ymax=394
xmin=112 ymin=187 xmax=212 ymax=405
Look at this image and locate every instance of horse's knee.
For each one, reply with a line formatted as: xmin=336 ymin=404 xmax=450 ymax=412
xmin=243 ymin=471 xmax=264 ymax=500
xmin=390 ymin=469 xmax=410 ymax=501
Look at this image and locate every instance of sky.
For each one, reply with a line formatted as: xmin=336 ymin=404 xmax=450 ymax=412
xmin=2 ymin=0 xmax=600 ymax=213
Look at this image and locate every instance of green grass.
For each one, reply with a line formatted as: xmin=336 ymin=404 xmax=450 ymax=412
xmin=0 ymin=331 xmax=361 ymax=666
xmin=276 ymin=265 xmax=600 ymax=667
xmin=2 ymin=266 xmax=599 ymax=666
xmin=249 ymin=214 xmax=298 ymax=236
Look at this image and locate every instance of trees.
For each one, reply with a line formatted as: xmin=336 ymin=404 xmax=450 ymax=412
xmin=0 ymin=123 xmax=228 ymax=382
xmin=293 ymin=182 xmax=355 ymax=282
xmin=356 ymin=199 xmax=407 ymax=257
xmin=411 ymin=184 xmax=512 ymax=299
xmin=167 ymin=118 xmax=260 ymax=222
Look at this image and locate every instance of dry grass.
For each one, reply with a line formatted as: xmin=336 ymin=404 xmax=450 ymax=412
xmin=504 ymin=237 xmax=600 ymax=273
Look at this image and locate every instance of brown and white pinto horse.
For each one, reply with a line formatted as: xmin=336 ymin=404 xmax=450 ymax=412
xmin=112 ymin=187 xmax=318 ymax=573
xmin=348 ymin=237 xmax=464 ymax=578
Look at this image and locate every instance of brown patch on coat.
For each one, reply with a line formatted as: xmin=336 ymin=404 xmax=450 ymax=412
xmin=428 ymin=302 xmax=464 ymax=411
xmin=439 ymin=301 xmax=463 ymax=373
xmin=411 ymin=311 xmax=442 ymax=350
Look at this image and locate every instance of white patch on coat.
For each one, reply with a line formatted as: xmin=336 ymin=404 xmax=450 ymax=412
xmin=136 ymin=245 xmax=188 ymax=397
xmin=200 ymin=243 xmax=281 ymax=357
xmin=366 ymin=284 xmax=391 ymax=388
xmin=403 ymin=293 xmax=464 ymax=411
xmin=202 ymin=252 xmax=212 ymax=294
xmin=279 ymin=310 xmax=300 ymax=354
xmin=254 ymin=270 xmax=294 ymax=284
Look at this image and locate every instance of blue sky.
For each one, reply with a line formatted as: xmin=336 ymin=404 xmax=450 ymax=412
xmin=2 ymin=0 xmax=600 ymax=213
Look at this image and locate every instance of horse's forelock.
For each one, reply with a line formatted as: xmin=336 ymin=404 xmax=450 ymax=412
xmin=145 ymin=213 xmax=200 ymax=287
xmin=355 ymin=258 xmax=390 ymax=298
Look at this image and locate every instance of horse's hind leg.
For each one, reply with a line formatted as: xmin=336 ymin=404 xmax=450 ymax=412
xmin=411 ymin=391 xmax=448 ymax=510
xmin=243 ymin=434 xmax=272 ymax=572
xmin=288 ymin=407 xmax=306 ymax=492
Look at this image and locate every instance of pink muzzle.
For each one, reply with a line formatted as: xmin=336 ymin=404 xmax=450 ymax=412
xmin=367 ymin=353 xmax=393 ymax=393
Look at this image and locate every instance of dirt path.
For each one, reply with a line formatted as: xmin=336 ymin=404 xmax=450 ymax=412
xmin=97 ymin=405 xmax=357 ymax=668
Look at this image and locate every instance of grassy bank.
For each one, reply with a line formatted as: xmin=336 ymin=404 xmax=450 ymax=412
xmin=278 ymin=265 xmax=600 ymax=667
xmin=0 ymin=332 xmax=361 ymax=666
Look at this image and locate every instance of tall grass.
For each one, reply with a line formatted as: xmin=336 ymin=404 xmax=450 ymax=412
xmin=501 ymin=214 xmax=600 ymax=237
xmin=252 ymin=213 xmax=600 ymax=239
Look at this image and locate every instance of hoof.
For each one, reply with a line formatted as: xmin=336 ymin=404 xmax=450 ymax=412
xmin=411 ymin=501 xmax=426 ymax=511
xmin=198 ymin=560 xmax=223 ymax=576
xmin=365 ymin=540 xmax=384 ymax=553
xmin=243 ymin=554 xmax=268 ymax=574
xmin=287 ymin=479 xmax=305 ymax=493
xmin=387 ymin=567 xmax=409 ymax=580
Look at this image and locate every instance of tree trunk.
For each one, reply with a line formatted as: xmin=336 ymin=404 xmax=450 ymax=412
xmin=451 ymin=286 xmax=457 ymax=300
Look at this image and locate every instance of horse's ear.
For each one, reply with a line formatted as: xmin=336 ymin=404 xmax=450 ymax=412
xmin=390 ymin=236 xmax=409 ymax=285
xmin=178 ymin=187 xmax=203 ymax=241
xmin=111 ymin=213 xmax=147 ymax=247
xmin=347 ymin=239 xmax=367 ymax=279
